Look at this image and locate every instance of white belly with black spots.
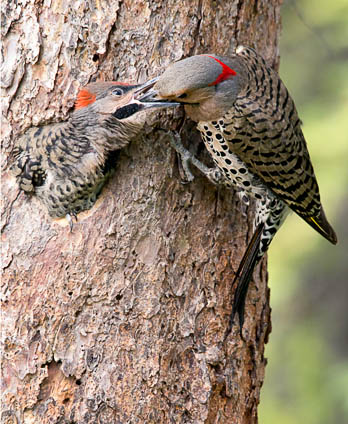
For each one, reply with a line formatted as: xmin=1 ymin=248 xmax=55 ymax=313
xmin=198 ymin=120 xmax=270 ymax=204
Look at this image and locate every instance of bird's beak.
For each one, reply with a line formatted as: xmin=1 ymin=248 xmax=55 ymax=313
xmin=135 ymin=77 xmax=180 ymax=109
xmin=113 ymin=77 xmax=180 ymax=120
xmin=133 ymin=77 xmax=160 ymax=96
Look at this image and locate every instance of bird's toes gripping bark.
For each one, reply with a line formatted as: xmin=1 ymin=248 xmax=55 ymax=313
xmin=66 ymin=212 xmax=78 ymax=232
xmin=165 ymin=131 xmax=222 ymax=185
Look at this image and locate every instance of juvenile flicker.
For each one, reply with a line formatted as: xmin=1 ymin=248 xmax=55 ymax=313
xmin=11 ymin=79 xmax=178 ymax=229
xmin=143 ymin=46 xmax=337 ymax=334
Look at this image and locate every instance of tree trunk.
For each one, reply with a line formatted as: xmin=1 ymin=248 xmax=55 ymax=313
xmin=1 ymin=1 xmax=281 ymax=423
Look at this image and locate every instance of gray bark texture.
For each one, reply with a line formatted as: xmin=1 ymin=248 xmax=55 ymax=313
xmin=1 ymin=1 xmax=281 ymax=423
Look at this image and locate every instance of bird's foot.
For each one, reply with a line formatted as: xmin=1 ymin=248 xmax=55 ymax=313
xmin=66 ymin=212 xmax=78 ymax=232
xmin=166 ymin=131 xmax=222 ymax=185
xmin=236 ymin=190 xmax=250 ymax=217
xmin=205 ymin=167 xmax=223 ymax=185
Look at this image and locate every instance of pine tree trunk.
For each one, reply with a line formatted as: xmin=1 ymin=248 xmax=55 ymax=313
xmin=2 ymin=1 xmax=281 ymax=422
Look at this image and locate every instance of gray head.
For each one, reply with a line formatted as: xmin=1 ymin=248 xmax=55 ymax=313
xmin=146 ymin=54 xmax=247 ymax=122
xmin=69 ymin=79 xmax=180 ymax=150
xmin=72 ymin=79 xmax=179 ymax=128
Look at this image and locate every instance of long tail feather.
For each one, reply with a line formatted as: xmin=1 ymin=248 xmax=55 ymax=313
xmin=227 ymin=222 xmax=265 ymax=339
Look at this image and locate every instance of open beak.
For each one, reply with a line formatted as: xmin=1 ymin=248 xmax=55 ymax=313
xmin=135 ymin=77 xmax=180 ymax=108
xmin=113 ymin=77 xmax=180 ymax=120
xmin=133 ymin=77 xmax=159 ymax=95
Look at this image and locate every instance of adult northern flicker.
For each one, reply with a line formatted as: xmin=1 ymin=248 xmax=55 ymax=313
xmin=11 ymin=79 xmax=178 ymax=229
xmin=143 ymin=46 xmax=337 ymax=335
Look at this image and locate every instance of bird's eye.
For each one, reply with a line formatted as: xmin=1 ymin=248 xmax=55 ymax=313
xmin=178 ymin=93 xmax=187 ymax=99
xmin=112 ymin=88 xmax=123 ymax=96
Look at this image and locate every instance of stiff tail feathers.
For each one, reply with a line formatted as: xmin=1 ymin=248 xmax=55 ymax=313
xmin=227 ymin=222 xmax=265 ymax=339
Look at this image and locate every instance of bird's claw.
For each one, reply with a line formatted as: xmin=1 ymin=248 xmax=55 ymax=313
xmin=166 ymin=130 xmax=223 ymax=186
xmin=66 ymin=212 xmax=78 ymax=232
xmin=206 ymin=168 xmax=223 ymax=185
xmin=180 ymin=154 xmax=195 ymax=183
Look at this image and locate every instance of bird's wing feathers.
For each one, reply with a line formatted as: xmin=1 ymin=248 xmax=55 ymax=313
xmin=227 ymin=90 xmax=322 ymax=218
xmin=223 ymin=95 xmax=337 ymax=244
xmin=11 ymin=122 xmax=98 ymax=192
xmin=11 ymin=131 xmax=46 ymax=192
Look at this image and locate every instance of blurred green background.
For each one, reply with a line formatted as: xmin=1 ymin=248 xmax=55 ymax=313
xmin=259 ymin=0 xmax=348 ymax=423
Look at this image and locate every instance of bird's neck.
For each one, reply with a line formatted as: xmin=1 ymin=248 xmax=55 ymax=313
xmin=101 ymin=115 xmax=142 ymax=149
xmin=69 ymin=109 xmax=142 ymax=158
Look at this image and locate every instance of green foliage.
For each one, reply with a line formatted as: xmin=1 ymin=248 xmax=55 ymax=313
xmin=260 ymin=1 xmax=348 ymax=422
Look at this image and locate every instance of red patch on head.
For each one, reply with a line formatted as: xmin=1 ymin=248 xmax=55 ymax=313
xmin=206 ymin=56 xmax=237 ymax=86
xmin=74 ymin=82 xmax=132 ymax=109
xmin=75 ymin=89 xmax=97 ymax=110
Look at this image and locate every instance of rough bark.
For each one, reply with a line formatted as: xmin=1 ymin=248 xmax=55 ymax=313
xmin=1 ymin=1 xmax=281 ymax=423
